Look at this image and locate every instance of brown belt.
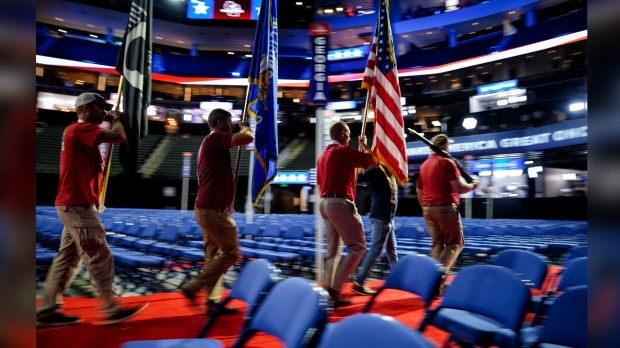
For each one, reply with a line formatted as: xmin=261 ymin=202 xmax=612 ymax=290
xmin=422 ymin=202 xmax=454 ymax=207
xmin=322 ymin=194 xmax=348 ymax=200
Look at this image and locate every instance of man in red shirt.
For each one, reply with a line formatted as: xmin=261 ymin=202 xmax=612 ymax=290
xmin=416 ymin=134 xmax=478 ymax=290
xmin=181 ymin=108 xmax=254 ymax=315
xmin=317 ymin=121 xmax=376 ymax=308
xmin=36 ymin=93 xmax=148 ymax=327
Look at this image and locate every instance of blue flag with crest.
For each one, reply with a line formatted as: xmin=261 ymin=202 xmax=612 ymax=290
xmin=247 ymin=0 xmax=278 ymax=206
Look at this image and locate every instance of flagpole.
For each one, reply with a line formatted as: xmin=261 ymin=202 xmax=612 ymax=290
xmin=100 ymin=77 xmax=124 ymax=207
xmin=232 ymin=83 xmax=252 ymax=209
xmin=360 ymin=92 xmax=371 ymax=138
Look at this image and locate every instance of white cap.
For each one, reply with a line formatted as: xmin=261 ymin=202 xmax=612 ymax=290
xmin=75 ymin=93 xmax=112 ymax=110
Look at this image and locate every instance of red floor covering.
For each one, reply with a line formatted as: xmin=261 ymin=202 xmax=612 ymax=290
xmin=36 ymin=267 xmax=561 ymax=348
xmin=36 ymin=280 xmax=451 ymax=348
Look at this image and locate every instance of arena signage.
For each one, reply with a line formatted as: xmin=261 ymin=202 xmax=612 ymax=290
xmin=186 ymin=0 xmax=261 ymax=20
xmin=470 ymin=158 xmax=525 ymax=172
xmin=272 ymin=171 xmax=309 ymax=184
xmin=308 ymin=23 xmax=330 ymax=106
xmin=327 ymin=46 xmax=368 ymax=61
xmin=477 ymin=79 xmax=518 ymax=94
xmin=406 ymin=118 xmax=587 ymax=160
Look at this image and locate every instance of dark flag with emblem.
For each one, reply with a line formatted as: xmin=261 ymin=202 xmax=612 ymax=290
xmin=115 ymin=0 xmax=152 ymax=180
xmin=246 ymin=0 xmax=278 ymax=205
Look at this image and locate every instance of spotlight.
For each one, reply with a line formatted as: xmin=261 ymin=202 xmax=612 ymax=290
xmin=462 ymin=117 xmax=477 ymax=129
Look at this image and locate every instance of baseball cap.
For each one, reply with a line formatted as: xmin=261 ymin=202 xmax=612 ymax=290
xmin=431 ymin=134 xmax=454 ymax=147
xmin=75 ymin=93 xmax=113 ymax=110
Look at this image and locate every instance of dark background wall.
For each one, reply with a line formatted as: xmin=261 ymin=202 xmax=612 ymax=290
xmin=37 ymin=173 xmax=586 ymax=220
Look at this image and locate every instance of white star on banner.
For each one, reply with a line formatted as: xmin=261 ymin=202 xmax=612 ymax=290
xmin=193 ymin=2 xmax=210 ymax=15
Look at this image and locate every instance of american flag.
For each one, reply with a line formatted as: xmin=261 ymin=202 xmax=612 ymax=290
xmin=361 ymin=0 xmax=408 ymax=186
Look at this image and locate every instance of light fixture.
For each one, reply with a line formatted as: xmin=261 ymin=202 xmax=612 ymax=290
xmin=524 ymin=160 xmax=534 ymax=164
xmin=431 ymin=120 xmax=441 ymax=127
xmin=562 ymin=173 xmax=577 ymax=180
xmin=462 ymin=117 xmax=477 ymax=129
xmin=528 ymin=171 xmax=538 ymax=178
xmin=183 ymin=114 xmax=192 ymax=121
xmin=497 ymin=99 xmax=508 ymax=106
xmin=479 ymin=171 xmax=492 ymax=177
xmin=569 ymin=102 xmax=586 ymax=112
xmin=530 ymin=166 xmax=543 ymax=172
xmin=507 ymin=170 xmax=523 ymax=177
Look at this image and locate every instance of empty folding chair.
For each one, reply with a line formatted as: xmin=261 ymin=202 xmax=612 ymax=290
xmin=420 ymin=265 xmax=531 ymax=348
xmin=195 ymin=259 xmax=280 ymax=337
xmin=492 ymin=249 xmax=549 ymax=290
xmin=121 ymin=277 xmax=329 ymax=348
xmin=363 ymin=254 xmax=444 ymax=328
xmin=522 ymin=285 xmax=587 ymax=348
xmin=532 ymin=257 xmax=587 ymax=325
xmin=317 ymin=313 xmax=434 ymax=348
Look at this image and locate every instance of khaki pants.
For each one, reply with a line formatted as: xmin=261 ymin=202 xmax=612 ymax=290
xmin=319 ymin=198 xmax=367 ymax=292
xmin=422 ymin=204 xmax=464 ymax=274
xmin=183 ymin=208 xmax=240 ymax=302
xmin=37 ymin=205 xmax=116 ymax=316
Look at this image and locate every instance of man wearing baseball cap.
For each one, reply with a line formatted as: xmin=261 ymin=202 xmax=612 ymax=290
xmin=416 ymin=134 xmax=478 ymax=293
xmin=36 ymin=92 xmax=149 ymax=326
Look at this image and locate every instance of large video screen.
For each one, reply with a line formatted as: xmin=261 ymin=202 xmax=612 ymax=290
xmin=187 ymin=0 xmax=262 ymax=20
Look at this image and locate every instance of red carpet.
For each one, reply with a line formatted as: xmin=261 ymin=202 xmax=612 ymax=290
xmin=36 ymin=267 xmax=561 ymax=347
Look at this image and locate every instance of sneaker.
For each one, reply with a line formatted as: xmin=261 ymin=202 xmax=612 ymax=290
xmin=93 ymin=303 xmax=149 ymax=325
xmin=36 ymin=312 xmax=83 ymax=327
xmin=351 ymin=282 xmax=377 ymax=296
xmin=206 ymin=300 xmax=239 ymax=316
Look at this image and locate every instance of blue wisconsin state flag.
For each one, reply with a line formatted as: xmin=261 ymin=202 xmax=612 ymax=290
xmin=247 ymin=0 xmax=278 ymax=206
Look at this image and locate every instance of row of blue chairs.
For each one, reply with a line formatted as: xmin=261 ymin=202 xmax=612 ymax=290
xmin=35 ymin=206 xmax=587 ymax=289
xmin=119 ymin=252 xmax=587 ymax=348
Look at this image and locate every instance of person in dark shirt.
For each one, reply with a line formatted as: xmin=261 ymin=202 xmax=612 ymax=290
xmin=351 ymin=163 xmax=398 ymax=295
xmin=180 ymin=108 xmax=254 ymax=315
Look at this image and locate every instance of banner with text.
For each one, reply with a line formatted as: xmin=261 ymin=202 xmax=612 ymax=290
xmin=308 ymin=23 xmax=330 ymax=105
xmin=406 ymin=118 xmax=587 ymax=160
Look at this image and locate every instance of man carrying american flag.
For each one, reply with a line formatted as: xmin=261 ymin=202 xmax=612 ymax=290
xmin=351 ymin=0 xmax=408 ymax=296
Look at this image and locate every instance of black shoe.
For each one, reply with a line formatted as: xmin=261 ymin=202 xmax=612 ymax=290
xmin=36 ymin=312 xmax=82 ymax=327
xmin=181 ymin=288 xmax=199 ymax=306
xmin=322 ymin=285 xmax=339 ymax=299
xmin=351 ymin=282 xmax=376 ymax=296
xmin=206 ymin=300 xmax=239 ymax=316
xmin=93 ymin=303 xmax=149 ymax=325
xmin=323 ymin=285 xmax=352 ymax=309
xmin=333 ymin=298 xmax=353 ymax=309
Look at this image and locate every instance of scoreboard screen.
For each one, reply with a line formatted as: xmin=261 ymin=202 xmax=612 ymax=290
xmin=187 ymin=0 xmax=262 ymax=20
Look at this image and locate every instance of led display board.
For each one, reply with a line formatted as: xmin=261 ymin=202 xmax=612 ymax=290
xmin=187 ymin=0 xmax=261 ymax=20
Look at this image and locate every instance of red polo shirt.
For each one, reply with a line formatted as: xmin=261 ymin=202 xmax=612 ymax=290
xmin=55 ymin=122 xmax=104 ymax=206
xmin=317 ymin=143 xmax=373 ymax=201
xmin=417 ymin=153 xmax=461 ymax=206
xmin=195 ymin=131 xmax=234 ymax=210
